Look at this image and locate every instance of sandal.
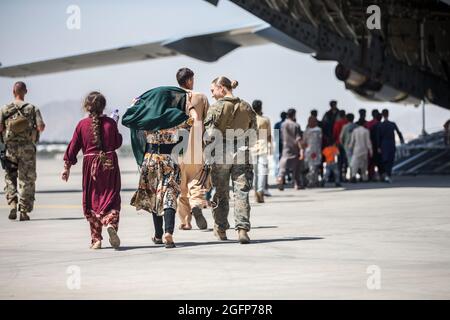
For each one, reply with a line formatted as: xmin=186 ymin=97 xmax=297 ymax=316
xmin=277 ymin=177 xmax=285 ymax=191
xmin=90 ymin=240 xmax=102 ymax=249
xmin=152 ymin=237 xmax=163 ymax=245
xmin=178 ymin=223 xmax=192 ymax=230
xmin=163 ymin=233 xmax=176 ymax=249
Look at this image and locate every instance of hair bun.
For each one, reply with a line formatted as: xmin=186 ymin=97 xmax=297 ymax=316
xmin=231 ymin=80 xmax=239 ymax=89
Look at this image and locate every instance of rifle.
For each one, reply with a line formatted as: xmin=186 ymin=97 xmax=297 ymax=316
xmin=196 ymin=163 xmax=212 ymax=190
xmin=0 ymin=142 xmax=7 ymax=170
xmin=0 ymin=143 xmax=17 ymax=171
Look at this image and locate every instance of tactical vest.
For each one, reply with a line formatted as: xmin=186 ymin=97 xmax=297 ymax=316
xmin=214 ymin=97 xmax=254 ymax=135
xmin=2 ymin=102 xmax=38 ymax=144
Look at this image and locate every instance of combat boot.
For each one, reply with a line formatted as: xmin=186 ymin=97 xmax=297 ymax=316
xmin=19 ymin=212 xmax=30 ymax=221
xmin=8 ymin=206 xmax=17 ymax=220
xmin=238 ymin=229 xmax=250 ymax=244
xmin=192 ymin=206 xmax=207 ymax=230
xmin=213 ymin=226 xmax=227 ymax=241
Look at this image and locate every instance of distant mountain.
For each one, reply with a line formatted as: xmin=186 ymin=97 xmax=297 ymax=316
xmin=37 ymin=100 xmax=83 ymax=142
xmin=38 ymin=100 xmax=131 ymax=144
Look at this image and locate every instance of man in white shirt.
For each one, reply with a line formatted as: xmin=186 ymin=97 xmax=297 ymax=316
xmin=349 ymin=122 xmax=372 ymax=182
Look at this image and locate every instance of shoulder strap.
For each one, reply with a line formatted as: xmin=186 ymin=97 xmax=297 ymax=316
xmin=4 ymin=103 xmax=29 ymax=120
xmin=18 ymin=102 xmax=29 ymax=110
xmin=15 ymin=103 xmax=29 ymax=117
xmin=232 ymin=99 xmax=242 ymax=113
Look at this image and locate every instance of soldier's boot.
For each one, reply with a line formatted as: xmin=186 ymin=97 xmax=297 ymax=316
xmin=8 ymin=203 xmax=17 ymax=220
xmin=19 ymin=212 xmax=30 ymax=221
xmin=107 ymin=225 xmax=120 ymax=249
xmin=255 ymin=191 xmax=264 ymax=203
xmin=213 ymin=226 xmax=227 ymax=241
xmin=192 ymin=206 xmax=207 ymax=230
xmin=18 ymin=204 xmax=30 ymax=221
xmin=238 ymin=229 xmax=250 ymax=244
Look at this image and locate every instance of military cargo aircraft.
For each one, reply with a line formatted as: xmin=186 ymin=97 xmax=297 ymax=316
xmin=0 ymin=0 xmax=449 ymax=110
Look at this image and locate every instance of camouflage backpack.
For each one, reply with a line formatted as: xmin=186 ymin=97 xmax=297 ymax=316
xmin=2 ymin=103 xmax=37 ymax=143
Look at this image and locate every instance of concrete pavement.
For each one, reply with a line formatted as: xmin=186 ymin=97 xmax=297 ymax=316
xmin=0 ymin=157 xmax=450 ymax=299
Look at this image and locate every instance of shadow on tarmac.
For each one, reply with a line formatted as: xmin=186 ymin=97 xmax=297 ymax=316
xmin=269 ymin=175 xmax=450 ymax=192
xmin=27 ymin=217 xmax=84 ymax=221
xmin=340 ymin=179 xmax=450 ymax=190
xmin=201 ymin=225 xmax=279 ymax=232
xmin=0 ymin=188 xmax=138 ymax=195
xmin=262 ymin=199 xmax=316 ymax=204
xmin=115 ymin=236 xmax=323 ymax=251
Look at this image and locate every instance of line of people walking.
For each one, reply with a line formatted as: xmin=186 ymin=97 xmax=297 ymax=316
xmin=61 ymin=69 xmax=257 ymax=249
xmin=1 ymin=71 xmax=258 ymax=249
xmin=270 ymin=100 xmax=405 ymax=191
xmin=1 ymin=77 xmax=405 ymax=251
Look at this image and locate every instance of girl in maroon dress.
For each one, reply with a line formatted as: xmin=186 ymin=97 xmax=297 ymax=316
xmin=61 ymin=92 xmax=122 ymax=249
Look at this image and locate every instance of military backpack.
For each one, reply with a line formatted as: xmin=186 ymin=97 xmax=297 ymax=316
xmin=2 ymin=103 xmax=38 ymax=143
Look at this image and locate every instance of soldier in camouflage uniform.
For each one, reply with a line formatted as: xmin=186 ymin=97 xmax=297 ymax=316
xmin=0 ymin=82 xmax=45 ymax=221
xmin=204 ymin=76 xmax=257 ymax=244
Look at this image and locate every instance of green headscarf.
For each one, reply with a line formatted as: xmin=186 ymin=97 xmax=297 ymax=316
xmin=122 ymin=86 xmax=189 ymax=165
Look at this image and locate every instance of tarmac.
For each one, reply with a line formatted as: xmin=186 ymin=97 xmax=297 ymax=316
xmin=0 ymin=157 xmax=450 ymax=299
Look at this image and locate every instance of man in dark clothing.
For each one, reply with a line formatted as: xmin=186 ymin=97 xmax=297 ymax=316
xmin=377 ymin=109 xmax=405 ymax=183
xmin=311 ymin=109 xmax=324 ymax=182
xmin=274 ymin=111 xmax=287 ymax=160
xmin=321 ymin=100 xmax=339 ymax=144
xmin=367 ymin=110 xmax=381 ymax=181
xmin=274 ymin=111 xmax=287 ymax=179
xmin=357 ymin=109 xmax=368 ymax=127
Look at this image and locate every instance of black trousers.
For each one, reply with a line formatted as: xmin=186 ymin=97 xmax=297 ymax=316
xmin=152 ymin=208 xmax=176 ymax=238
xmin=382 ymin=160 xmax=394 ymax=177
xmin=337 ymin=144 xmax=347 ymax=181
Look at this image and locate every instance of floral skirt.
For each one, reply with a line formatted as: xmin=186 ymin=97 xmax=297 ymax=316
xmin=130 ymin=153 xmax=181 ymax=216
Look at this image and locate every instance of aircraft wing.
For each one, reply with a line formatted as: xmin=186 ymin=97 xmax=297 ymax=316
xmin=0 ymin=24 xmax=270 ymax=78
xmin=0 ymin=42 xmax=179 ymax=78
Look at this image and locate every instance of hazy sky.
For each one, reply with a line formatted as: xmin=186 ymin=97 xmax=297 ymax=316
xmin=1 ymin=0 xmax=449 ymax=142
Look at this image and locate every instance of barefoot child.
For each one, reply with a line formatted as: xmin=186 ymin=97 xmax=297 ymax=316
xmin=61 ymin=92 xmax=122 ymax=249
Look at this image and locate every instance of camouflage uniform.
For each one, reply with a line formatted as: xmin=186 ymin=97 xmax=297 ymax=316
xmin=204 ymin=96 xmax=257 ymax=232
xmin=0 ymin=101 xmax=44 ymax=214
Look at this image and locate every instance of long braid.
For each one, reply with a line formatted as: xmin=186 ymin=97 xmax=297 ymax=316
xmin=83 ymin=92 xmax=113 ymax=172
xmin=90 ymin=110 xmax=102 ymax=150
xmin=83 ymin=92 xmax=105 ymax=150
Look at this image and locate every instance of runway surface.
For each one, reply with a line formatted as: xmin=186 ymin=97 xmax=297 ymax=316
xmin=1 ymin=157 xmax=450 ymax=299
